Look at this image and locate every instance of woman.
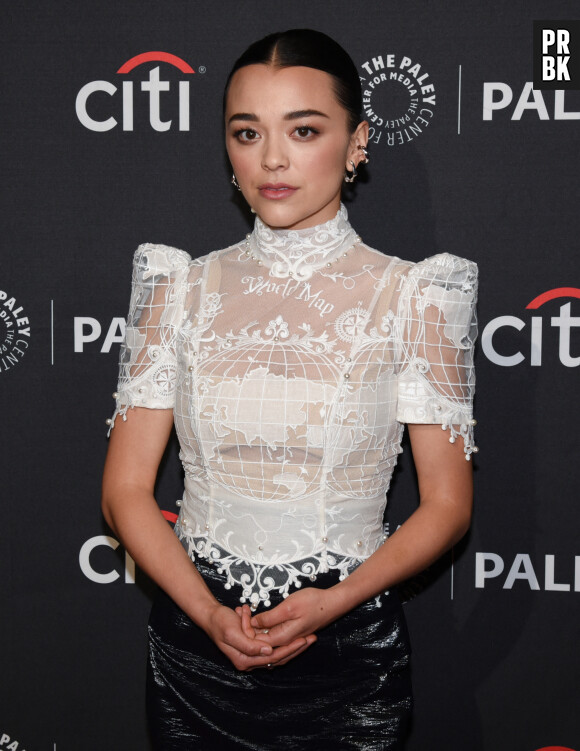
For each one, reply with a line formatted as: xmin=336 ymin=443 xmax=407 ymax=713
xmin=102 ymin=29 xmax=477 ymax=750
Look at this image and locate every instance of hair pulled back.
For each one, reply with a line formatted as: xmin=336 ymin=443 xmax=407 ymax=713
xmin=224 ymin=29 xmax=362 ymax=133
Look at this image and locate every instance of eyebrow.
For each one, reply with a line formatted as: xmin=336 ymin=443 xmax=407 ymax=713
xmin=227 ymin=109 xmax=330 ymax=125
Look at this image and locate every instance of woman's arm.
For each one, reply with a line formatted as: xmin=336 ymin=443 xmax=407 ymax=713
xmin=250 ymin=423 xmax=473 ymax=640
xmin=102 ymin=407 xmax=315 ymax=669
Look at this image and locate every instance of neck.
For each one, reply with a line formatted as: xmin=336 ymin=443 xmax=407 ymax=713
xmin=246 ymin=204 xmax=360 ymax=281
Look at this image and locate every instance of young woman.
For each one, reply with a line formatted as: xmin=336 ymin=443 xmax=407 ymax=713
xmin=102 ymin=29 xmax=477 ymax=750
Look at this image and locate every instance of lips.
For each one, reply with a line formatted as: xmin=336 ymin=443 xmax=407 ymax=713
xmin=258 ymin=183 xmax=298 ymax=200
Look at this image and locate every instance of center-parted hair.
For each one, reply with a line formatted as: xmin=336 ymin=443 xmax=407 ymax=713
xmin=224 ymin=29 xmax=363 ymax=133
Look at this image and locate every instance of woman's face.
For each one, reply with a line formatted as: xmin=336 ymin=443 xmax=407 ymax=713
xmin=225 ymin=64 xmax=368 ymax=230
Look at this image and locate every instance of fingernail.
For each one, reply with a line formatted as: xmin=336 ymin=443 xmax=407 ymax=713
xmin=260 ymin=646 xmax=272 ymax=655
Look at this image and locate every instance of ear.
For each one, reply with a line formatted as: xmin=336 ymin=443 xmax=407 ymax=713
xmin=346 ymin=121 xmax=370 ymax=168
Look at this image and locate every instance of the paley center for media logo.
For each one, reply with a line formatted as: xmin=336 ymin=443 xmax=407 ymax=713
xmin=358 ymin=53 xmax=436 ymax=146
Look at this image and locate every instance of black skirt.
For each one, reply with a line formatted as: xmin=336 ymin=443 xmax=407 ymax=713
xmin=147 ymin=560 xmax=412 ymax=750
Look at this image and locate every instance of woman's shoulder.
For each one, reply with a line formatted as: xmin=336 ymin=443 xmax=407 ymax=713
xmin=359 ymin=244 xmax=476 ymax=279
xmin=131 ymin=240 xmax=245 ymax=278
xmin=132 ymin=242 xmax=193 ymax=274
xmin=399 ymin=251 xmax=478 ymax=282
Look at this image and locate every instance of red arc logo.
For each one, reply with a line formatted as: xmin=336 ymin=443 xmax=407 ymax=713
xmin=526 ymin=287 xmax=580 ymax=309
xmin=117 ymin=51 xmax=195 ymax=74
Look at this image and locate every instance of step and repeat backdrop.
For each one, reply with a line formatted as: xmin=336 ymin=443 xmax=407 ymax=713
xmin=2 ymin=2 xmax=579 ymax=749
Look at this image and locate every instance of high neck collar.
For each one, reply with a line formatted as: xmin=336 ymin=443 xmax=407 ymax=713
xmin=247 ymin=204 xmax=359 ymax=281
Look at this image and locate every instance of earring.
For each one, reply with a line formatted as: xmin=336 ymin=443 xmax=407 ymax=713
xmin=359 ymin=145 xmax=370 ymax=164
xmin=344 ymin=160 xmax=358 ymax=183
xmin=231 ymin=173 xmax=241 ymax=191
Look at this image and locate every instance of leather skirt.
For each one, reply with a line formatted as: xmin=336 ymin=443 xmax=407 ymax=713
xmin=146 ymin=559 xmax=412 ymax=750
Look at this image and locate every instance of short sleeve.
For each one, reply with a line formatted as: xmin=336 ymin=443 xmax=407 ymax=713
xmin=109 ymin=243 xmax=191 ymax=429
xmin=395 ymin=252 xmax=478 ymax=458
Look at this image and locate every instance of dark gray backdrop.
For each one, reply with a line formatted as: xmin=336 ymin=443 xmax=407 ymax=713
xmin=2 ymin=2 xmax=579 ymax=750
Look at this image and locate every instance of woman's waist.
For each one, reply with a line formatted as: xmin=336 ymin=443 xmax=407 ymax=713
xmin=176 ymin=528 xmax=387 ymax=610
xmin=178 ymin=483 xmax=388 ymax=562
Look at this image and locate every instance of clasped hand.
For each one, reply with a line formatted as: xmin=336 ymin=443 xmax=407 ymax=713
xmin=208 ymin=587 xmax=341 ymax=672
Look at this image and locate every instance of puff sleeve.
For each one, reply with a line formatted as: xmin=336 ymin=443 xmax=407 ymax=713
xmin=109 ymin=243 xmax=191 ymax=429
xmin=395 ymin=252 xmax=478 ymax=458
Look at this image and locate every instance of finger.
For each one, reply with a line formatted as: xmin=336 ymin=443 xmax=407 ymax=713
xmin=224 ymin=630 xmax=273 ymax=657
xmin=237 ymin=637 xmax=308 ymax=671
xmin=256 ymin=620 xmax=304 ymax=647
xmin=250 ymin=603 xmax=289 ymax=630
xmin=240 ymin=605 xmax=255 ymax=639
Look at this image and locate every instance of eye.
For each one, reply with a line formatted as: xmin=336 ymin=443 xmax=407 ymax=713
xmin=234 ymin=128 xmax=260 ymax=143
xmin=293 ymin=125 xmax=319 ymax=139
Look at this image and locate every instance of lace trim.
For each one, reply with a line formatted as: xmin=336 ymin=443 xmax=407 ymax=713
xmin=176 ymin=523 xmax=381 ymax=609
xmin=249 ymin=203 xmax=359 ymax=281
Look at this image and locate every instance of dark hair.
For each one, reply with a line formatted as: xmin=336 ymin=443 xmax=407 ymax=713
xmin=223 ymin=29 xmax=362 ymax=133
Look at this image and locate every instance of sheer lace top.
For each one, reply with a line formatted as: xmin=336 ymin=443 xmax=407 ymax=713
xmin=110 ymin=205 xmax=478 ymax=607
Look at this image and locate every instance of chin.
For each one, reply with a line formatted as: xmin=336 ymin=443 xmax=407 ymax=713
xmin=253 ymin=204 xmax=303 ymax=230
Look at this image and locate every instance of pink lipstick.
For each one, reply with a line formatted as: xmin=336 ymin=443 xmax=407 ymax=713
xmin=258 ymin=183 xmax=298 ymax=200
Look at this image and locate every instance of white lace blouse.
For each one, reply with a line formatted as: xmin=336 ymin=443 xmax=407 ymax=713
xmin=110 ymin=205 xmax=478 ymax=608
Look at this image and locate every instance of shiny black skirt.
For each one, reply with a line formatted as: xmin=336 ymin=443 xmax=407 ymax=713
xmin=146 ymin=560 xmax=412 ymax=750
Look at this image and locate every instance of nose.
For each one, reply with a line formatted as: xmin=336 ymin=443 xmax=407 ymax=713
xmin=261 ymin=134 xmax=289 ymax=172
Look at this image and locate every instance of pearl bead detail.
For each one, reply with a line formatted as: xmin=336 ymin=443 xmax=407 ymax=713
xmin=241 ymin=232 xmax=362 ymax=275
xmin=105 ymin=418 xmax=112 ymax=426
xmin=112 ymin=392 xmax=118 ymax=399
xmin=322 ymin=536 xmax=328 ymax=543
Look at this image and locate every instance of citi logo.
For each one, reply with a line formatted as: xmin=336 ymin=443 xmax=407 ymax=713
xmin=76 ymin=51 xmax=199 ymax=132
xmin=80 ymin=512 xmax=177 ymax=583
xmin=481 ymin=288 xmax=580 ymax=367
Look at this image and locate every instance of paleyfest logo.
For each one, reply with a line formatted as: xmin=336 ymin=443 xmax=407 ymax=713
xmin=359 ymin=54 xmax=436 ymax=146
xmin=76 ymin=51 xmax=202 ymax=132
xmin=0 ymin=289 xmax=30 ymax=374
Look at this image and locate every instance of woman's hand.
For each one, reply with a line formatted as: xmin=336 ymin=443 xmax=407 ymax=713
xmin=248 ymin=587 xmax=345 ymax=650
xmin=204 ymin=603 xmax=317 ymax=671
